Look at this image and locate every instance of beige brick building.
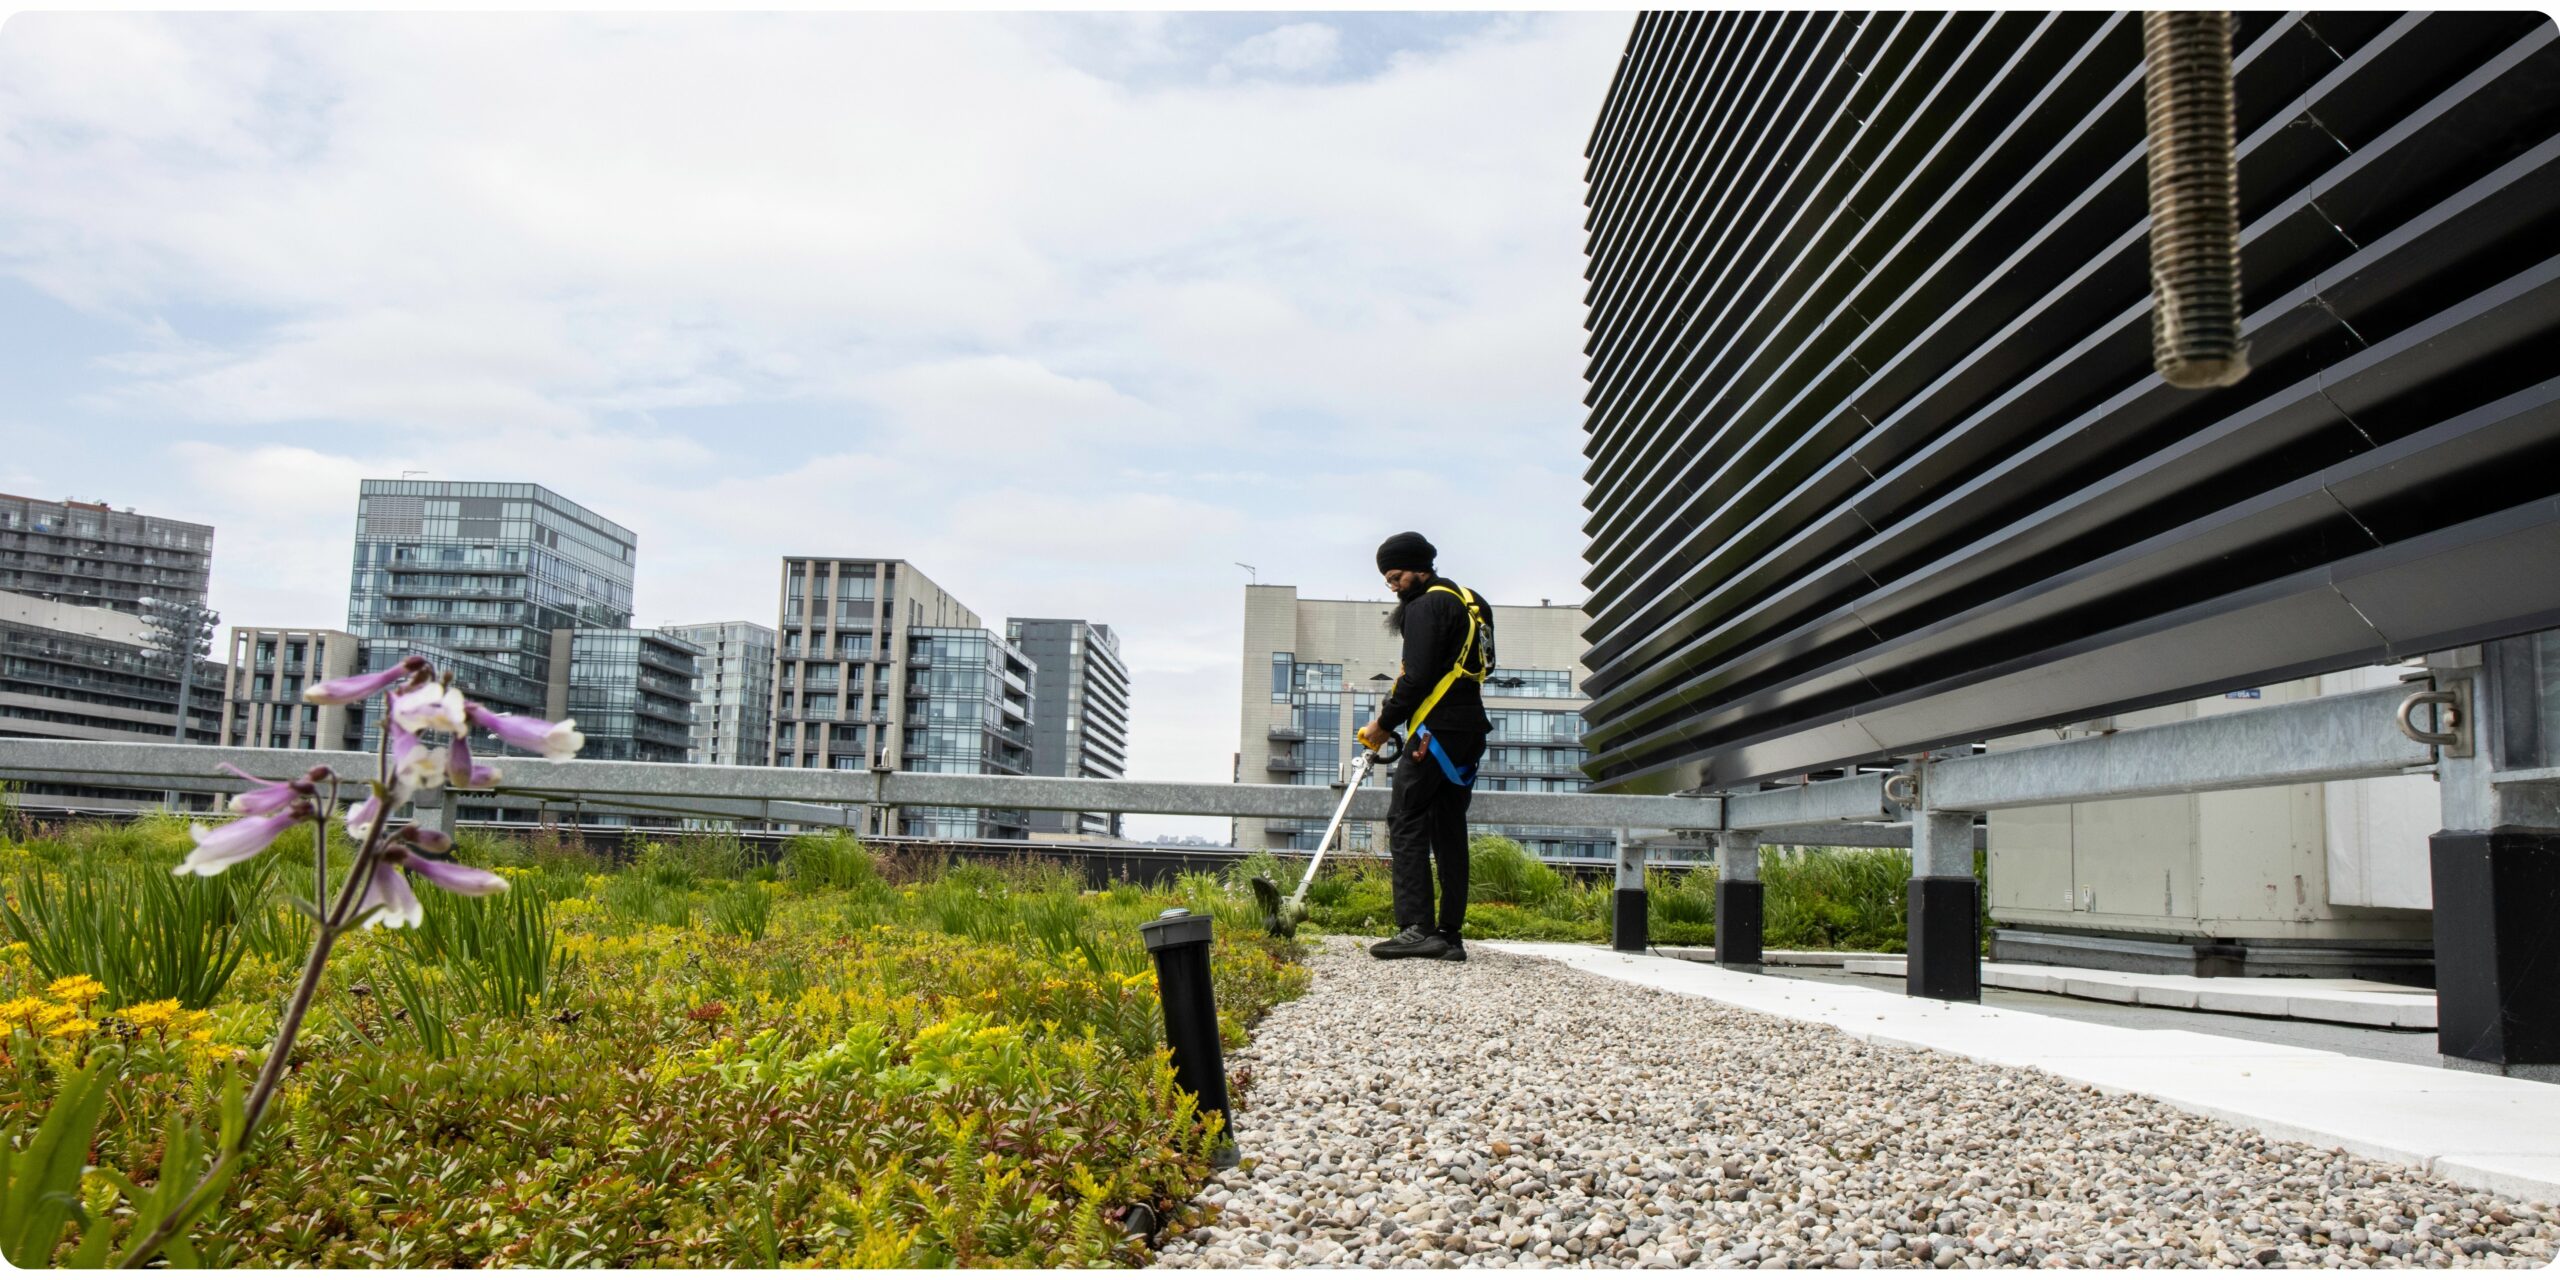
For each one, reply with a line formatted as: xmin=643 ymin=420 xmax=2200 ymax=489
xmin=218 ymin=627 xmax=364 ymax=751
xmin=1235 ymin=584 xmax=1604 ymax=859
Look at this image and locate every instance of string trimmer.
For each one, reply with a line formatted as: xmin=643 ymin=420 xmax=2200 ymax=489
xmin=1251 ymin=730 xmax=1401 ymax=938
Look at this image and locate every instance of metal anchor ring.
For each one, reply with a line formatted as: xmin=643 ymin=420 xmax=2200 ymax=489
xmin=2394 ymin=689 xmax=2462 ymax=747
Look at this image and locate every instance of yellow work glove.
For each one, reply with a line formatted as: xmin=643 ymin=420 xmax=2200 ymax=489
xmin=1355 ymin=724 xmax=1388 ymax=752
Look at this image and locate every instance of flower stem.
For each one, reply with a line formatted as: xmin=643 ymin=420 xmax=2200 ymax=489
xmin=117 ymin=775 xmax=392 ymax=1268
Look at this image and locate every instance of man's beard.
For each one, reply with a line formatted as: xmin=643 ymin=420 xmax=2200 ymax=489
xmin=1383 ymin=576 xmax=1431 ymax=636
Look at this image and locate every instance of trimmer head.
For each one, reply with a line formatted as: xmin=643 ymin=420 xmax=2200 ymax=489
xmin=1250 ymin=875 xmax=1294 ymax=938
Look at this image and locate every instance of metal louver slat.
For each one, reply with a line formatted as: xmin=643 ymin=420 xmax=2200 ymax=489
xmin=1577 ymin=10 xmax=2560 ymax=794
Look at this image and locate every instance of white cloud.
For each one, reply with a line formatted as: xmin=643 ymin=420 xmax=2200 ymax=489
xmin=1217 ymin=23 xmax=1343 ymax=78
xmin=0 ymin=11 xmax=1637 ymax=838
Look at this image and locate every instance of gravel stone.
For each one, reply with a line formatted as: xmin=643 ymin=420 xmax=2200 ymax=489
xmin=1150 ymin=939 xmax=2560 ymax=1269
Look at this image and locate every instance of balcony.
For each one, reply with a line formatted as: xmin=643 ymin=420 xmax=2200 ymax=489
xmin=1267 ymin=725 xmax=1305 ymax=742
xmin=1266 ymin=754 xmax=1300 ymax=772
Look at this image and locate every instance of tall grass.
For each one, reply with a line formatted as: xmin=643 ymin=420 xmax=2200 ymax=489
xmin=633 ymin=830 xmax=761 ymax=889
xmin=782 ymin=831 xmax=884 ymax=898
xmin=1761 ymin=847 xmax=1911 ymax=951
xmin=392 ymin=882 xmax=563 ymax=1018
xmin=0 ymin=857 xmax=277 ymax=1008
xmin=709 ymin=881 xmax=775 ymax=942
xmin=600 ymin=876 xmax=692 ymax=932
xmin=1467 ymin=835 xmax=1567 ymax=904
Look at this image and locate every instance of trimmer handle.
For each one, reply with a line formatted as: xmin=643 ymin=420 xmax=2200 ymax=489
xmin=1362 ymin=730 xmax=1404 ymax=765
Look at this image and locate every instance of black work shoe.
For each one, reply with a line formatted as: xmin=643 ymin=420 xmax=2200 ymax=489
xmin=1437 ymin=935 xmax=1468 ymax=963
xmin=1370 ymin=926 xmax=1451 ymax=960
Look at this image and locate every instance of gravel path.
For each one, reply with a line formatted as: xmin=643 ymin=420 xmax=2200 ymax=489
xmin=1154 ymin=938 xmax=2559 ymax=1269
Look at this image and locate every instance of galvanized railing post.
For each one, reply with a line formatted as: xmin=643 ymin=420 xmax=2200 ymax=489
xmin=1611 ymin=828 xmax=1646 ymax=952
xmin=1714 ymin=828 xmax=1763 ymax=969
xmin=2426 ymin=641 xmax=2560 ymax=1080
xmin=1906 ymin=807 xmax=1982 ymax=1003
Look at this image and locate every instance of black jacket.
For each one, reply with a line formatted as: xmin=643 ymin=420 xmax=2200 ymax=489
xmin=1378 ymin=576 xmax=1493 ymax=736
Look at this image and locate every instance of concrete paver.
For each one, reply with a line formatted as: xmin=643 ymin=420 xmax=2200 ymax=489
xmin=1836 ymin=955 xmax=2438 ymax=1028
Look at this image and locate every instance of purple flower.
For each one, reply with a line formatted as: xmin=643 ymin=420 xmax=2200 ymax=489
xmin=302 ymin=657 xmax=426 ymax=707
xmin=345 ymin=792 xmax=383 ymax=842
xmin=467 ymin=704 xmax=585 ymax=762
xmin=401 ymin=850 xmax=507 ymax=896
xmin=389 ymin=723 xmax=446 ymax=800
xmin=446 ymin=735 xmax=501 ymax=790
xmin=217 ymin=763 xmax=304 ymax=818
xmin=390 ymin=680 xmax=467 ymax=736
xmin=177 ymin=806 xmax=308 ymax=877
xmin=355 ymin=861 xmax=425 ymax=930
xmin=356 ymin=847 xmax=507 ymax=930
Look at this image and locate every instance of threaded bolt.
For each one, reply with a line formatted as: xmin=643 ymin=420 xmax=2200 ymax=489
xmin=2143 ymin=11 xmax=2249 ymax=389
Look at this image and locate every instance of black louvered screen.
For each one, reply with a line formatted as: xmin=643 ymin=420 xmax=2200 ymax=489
xmin=1576 ymin=11 xmax=2560 ymax=795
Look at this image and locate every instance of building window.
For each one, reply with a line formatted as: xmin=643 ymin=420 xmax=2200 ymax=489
xmin=1272 ymin=652 xmax=1293 ymax=702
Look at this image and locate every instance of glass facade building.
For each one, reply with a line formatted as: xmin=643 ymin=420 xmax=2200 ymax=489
xmin=0 ymin=494 xmax=212 ymax=616
xmin=664 ymin=620 xmax=775 ymax=767
xmin=1005 ymin=618 xmax=1130 ymax=837
xmin=899 ymin=627 xmax=1036 ymax=840
xmin=771 ymin=558 xmax=1016 ymax=836
xmin=563 ymin=629 xmax=701 ymax=764
xmin=345 ymin=480 xmax=636 ymax=740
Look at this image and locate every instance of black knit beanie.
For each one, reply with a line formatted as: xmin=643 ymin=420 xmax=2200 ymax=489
xmin=1375 ymin=531 xmax=1436 ymax=574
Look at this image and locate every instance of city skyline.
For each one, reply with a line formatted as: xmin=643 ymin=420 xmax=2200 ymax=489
xmin=0 ymin=13 xmax=1625 ymax=837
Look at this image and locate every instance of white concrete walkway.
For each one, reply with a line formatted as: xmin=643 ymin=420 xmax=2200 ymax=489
xmin=1482 ymin=941 xmax=2560 ymax=1207
xmin=1834 ymin=955 xmax=2439 ymax=1029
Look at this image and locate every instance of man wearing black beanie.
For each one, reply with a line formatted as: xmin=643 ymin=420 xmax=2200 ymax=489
xmin=1357 ymin=531 xmax=1494 ymax=962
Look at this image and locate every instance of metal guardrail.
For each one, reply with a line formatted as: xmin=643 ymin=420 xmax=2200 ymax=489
xmin=0 ymin=739 xmax=1727 ymax=831
xmin=0 ymin=678 xmax=2454 ymax=853
xmin=1921 ymin=683 xmax=2434 ymax=812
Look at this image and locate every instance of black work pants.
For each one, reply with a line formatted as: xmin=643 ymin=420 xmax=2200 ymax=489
xmin=1387 ymin=729 xmax=1485 ymax=936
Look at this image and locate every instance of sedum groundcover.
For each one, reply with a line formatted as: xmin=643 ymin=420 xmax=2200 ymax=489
xmin=0 ymin=820 xmax=1305 ymax=1267
xmin=3 ymin=814 xmax=1955 ymax=1268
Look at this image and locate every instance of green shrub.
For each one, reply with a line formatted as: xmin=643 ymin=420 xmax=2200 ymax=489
xmin=600 ymin=875 xmax=692 ymax=931
xmin=1763 ymin=846 xmax=1910 ymax=952
xmin=1648 ymin=867 xmax=1716 ymax=926
xmin=1170 ymin=870 xmax=1226 ymax=911
xmin=1466 ymin=834 xmax=1566 ymax=906
xmin=781 ymin=832 xmax=883 ymax=897
xmin=634 ymin=830 xmax=757 ymax=890
xmin=1223 ymin=850 xmax=1294 ymax=897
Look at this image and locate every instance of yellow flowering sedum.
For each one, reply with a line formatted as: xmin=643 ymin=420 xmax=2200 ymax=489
xmin=47 ymin=973 xmax=106 ymax=1005
xmin=116 ymin=997 xmax=185 ymax=1029
xmin=0 ymin=994 xmax=52 ymax=1027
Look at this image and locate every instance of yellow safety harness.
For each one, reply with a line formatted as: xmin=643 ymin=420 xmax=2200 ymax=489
xmin=1401 ymin=582 xmax=1493 ymax=738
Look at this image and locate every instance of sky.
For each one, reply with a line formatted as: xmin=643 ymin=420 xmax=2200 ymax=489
xmin=0 ymin=10 xmax=1633 ymax=838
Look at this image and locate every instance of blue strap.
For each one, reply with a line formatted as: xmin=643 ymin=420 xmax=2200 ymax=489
xmin=1424 ymin=731 xmax=1477 ymax=788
